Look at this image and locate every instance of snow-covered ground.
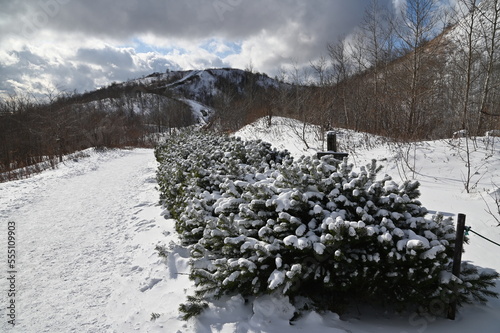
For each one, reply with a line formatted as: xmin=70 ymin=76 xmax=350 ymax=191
xmin=1 ymin=117 xmax=499 ymax=332
xmin=180 ymin=98 xmax=214 ymax=125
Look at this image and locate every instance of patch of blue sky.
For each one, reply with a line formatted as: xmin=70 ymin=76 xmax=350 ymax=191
xmin=200 ymin=38 xmax=242 ymax=58
xmin=127 ymin=38 xmax=188 ymax=55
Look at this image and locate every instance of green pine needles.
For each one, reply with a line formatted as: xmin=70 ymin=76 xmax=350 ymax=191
xmin=155 ymin=130 xmax=498 ymax=319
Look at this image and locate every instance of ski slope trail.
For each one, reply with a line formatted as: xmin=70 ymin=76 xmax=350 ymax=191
xmin=0 ymin=149 xmax=170 ymax=332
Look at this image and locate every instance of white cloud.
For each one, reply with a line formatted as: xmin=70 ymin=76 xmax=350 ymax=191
xmin=0 ymin=0 xmax=413 ymax=98
xmin=0 ymin=51 xmax=20 ymax=67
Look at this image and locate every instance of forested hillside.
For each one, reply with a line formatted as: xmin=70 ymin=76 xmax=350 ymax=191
xmin=2 ymin=0 xmax=500 ymax=179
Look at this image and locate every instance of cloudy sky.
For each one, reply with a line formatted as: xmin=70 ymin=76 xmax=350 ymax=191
xmin=1 ymin=0 xmax=452 ymax=99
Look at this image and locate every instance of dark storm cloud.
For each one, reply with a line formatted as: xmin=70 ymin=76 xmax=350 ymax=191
xmin=0 ymin=0 xmax=395 ymax=98
xmin=3 ymin=0 xmax=392 ymax=43
xmin=10 ymin=49 xmax=47 ymax=67
xmin=76 ymin=46 xmax=135 ymax=69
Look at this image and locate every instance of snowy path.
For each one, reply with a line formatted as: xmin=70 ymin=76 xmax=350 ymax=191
xmin=1 ymin=138 xmax=499 ymax=333
xmin=0 ymin=149 xmax=175 ymax=332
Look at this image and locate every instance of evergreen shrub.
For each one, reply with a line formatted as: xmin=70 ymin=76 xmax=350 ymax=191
xmin=155 ymin=130 xmax=498 ymax=318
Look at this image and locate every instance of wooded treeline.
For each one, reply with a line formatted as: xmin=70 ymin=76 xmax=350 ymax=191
xmin=212 ymin=0 xmax=500 ymax=139
xmin=0 ymin=83 xmax=195 ymax=178
xmin=2 ymin=0 xmax=500 ymax=177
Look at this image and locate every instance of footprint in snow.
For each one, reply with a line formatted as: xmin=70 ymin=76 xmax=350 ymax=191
xmin=140 ymin=278 xmax=162 ymax=292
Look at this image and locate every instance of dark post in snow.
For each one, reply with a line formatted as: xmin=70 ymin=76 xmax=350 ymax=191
xmin=317 ymin=131 xmax=348 ymax=160
xmin=327 ymin=131 xmax=337 ymax=152
xmin=447 ymin=213 xmax=466 ymax=320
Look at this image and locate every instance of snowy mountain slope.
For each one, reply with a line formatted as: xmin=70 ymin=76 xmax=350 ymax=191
xmin=134 ymin=68 xmax=281 ymax=101
xmin=58 ymin=68 xmax=270 ymax=129
xmin=180 ymin=98 xmax=214 ymax=125
xmin=89 ymin=68 xmax=282 ymax=128
xmin=161 ymin=68 xmax=280 ymax=91
xmin=78 ymin=93 xmax=169 ymax=115
xmin=72 ymin=92 xmax=210 ymax=126
xmin=0 ymin=117 xmax=499 ymax=332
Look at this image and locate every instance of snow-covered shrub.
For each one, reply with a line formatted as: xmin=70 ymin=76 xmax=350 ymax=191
xmin=155 ymin=129 xmax=291 ymax=244
xmin=155 ymin=131 xmax=498 ymax=318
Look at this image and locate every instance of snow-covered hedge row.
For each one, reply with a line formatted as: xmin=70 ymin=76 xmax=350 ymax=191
xmin=155 ymin=130 xmax=290 ymax=244
xmin=155 ymin=131 xmax=498 ymax=318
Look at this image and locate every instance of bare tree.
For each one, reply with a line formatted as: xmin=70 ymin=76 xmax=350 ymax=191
xmin=327 ymin=38 xmax=353 ymax=128
xmin=477 ymin=0 xmax=500 ymax=132
xmin=310 ymin=56 xmax=334 ymax=148
xmin=391 ymin=0 xmax=444 ymax=138
xmin=310 ymin=56 xmax=330 ymax=87
xmin=289 ymin=63 xmax=315 ymax=149
xmin=266 ymin=67 xmax=290 ymax=127
xmin=360 ymin=0 xmax=397 ymax=134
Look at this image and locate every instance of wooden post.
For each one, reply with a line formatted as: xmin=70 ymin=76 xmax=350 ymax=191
xmin=317 ymin=131 xmax=348 ymax=160
xmin=447 ymin=213 xmax=466 ymax=320
xmin=326 ymin=131 xmax=337 ymax=151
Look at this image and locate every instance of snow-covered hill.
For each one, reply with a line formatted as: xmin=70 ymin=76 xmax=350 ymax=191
xmin=135 ymin=68 xmax=280 ymax=96
xmin=0 ymin=117 xmax=498 ymax=332
xmin=82 ymin=68 xmax=282 ymax=128
xmin=72 ymin=91 xmax=212 ymax=127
